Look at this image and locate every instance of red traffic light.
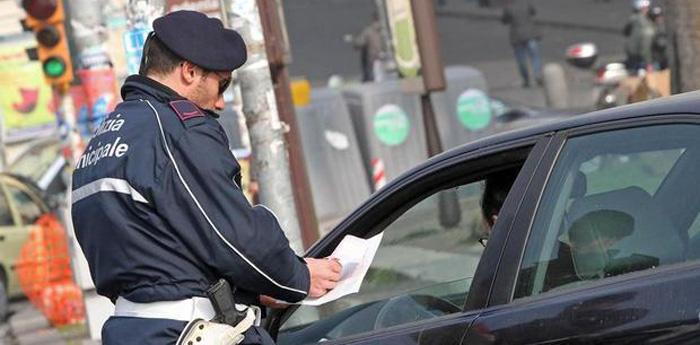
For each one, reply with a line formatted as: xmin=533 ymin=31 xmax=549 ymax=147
xmin=36 ymin=26 xmax=61 ymax=47
xmin=22 ymin=0 xmax=58 ymax=21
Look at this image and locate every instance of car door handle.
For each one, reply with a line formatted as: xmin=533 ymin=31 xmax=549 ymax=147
xmin=0 ymin=235 xmax=4 ymax=241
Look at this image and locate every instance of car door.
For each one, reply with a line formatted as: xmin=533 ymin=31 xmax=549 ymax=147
xmin=464 ymin=116 xmax=700 ymax=344
xmin=265 ymin=134 xmax=553 ymax=345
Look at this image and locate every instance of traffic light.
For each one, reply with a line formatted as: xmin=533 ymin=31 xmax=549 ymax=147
xmin=22 ymin=0 xmax=73 ymax=88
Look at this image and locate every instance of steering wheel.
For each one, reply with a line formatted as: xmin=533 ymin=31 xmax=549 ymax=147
xmin=373 ymin=295 xmax=461 ymax=330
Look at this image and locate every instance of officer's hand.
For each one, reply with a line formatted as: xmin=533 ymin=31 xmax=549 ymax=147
xmin=305 ymin=257 xmax=342 ymax=298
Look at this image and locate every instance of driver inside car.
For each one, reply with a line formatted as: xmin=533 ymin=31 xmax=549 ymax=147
xmin=481 ymin=168 xmax=581 ymax=293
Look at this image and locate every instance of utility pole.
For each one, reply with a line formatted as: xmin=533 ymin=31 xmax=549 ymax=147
xmin=257 ymin=0 xmax=319 ymax=249
xmin=224 ymin=0 xmax=305 ymax=254
xmin=411 ymin=0 xmax=461 ymax=229
xmin=64 ymin=0 xmax=112 ymax=160
xmin=374 ymin=0 xmax=397 ymax=79
xmin=65 ymin=0 xmax=110 ymax=70
xmin=59 ymin=87 xmax=81 ymax=165
xmin=665 ymin=0 xmax=700 ymax=93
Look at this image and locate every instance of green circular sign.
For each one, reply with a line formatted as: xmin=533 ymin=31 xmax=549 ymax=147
xmin=374 ymin=104 xmax=410 ymax=146
xmin=456 ymin=89 xmax=492 ymax=131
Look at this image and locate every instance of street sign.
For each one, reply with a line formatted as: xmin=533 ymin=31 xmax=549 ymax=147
xmin=373 ymin=104 xmax=410 ymax=146
xmin=385 ymin=0 xmax=421 ymax=79
xmin=456 ymin=89 xmax=492 ymax=131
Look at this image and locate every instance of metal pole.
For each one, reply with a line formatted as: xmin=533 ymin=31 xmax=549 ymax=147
xmin=375 ymin=0 xmax=397 ymax=78
xmin=224 ymin=0 xmax=305 ymax=254
xmin=411 ymin=0 xmax=461 ymax=229
xmin=64 ymin=0 xmax=110 ymax=69
xmin=420 ymin=95 xmax=443 ymax=156
xmin=127 ymin=0 xmax=166 ymax=28
xmin=230 ymin=80 xmax=251 ymax=152
xmin=411 ymin=0 xmax=446 ymax=157
xmin=59 ymin=87 xmax=81 ymax=166
xmin=257 ymin=0 xmax=319 ymax=249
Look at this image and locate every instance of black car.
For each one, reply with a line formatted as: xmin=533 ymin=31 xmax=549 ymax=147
xmin=265 ymin=91 xmax=700 ymax=344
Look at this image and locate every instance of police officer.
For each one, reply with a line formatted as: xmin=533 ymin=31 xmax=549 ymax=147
xmin=71 ymin=10 xmax=342 ymax=344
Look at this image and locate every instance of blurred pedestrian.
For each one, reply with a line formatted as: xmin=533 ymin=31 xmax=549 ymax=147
xmin=502 ymin=0 xmax=543 ymax=88
xmin=71 ymin=10 xmax=341 ymax=345
xmin=648 ymin=5 xmax=668 ymax=70
xmin=623 ymin=0 xmax=656 ymax=73
xmin=351 ymin=13 xmax=385 ymax=82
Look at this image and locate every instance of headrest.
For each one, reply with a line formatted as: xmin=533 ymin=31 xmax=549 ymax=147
xmin=570 ymin=171 xmax=587 ymax=199
xmin=568 ymin=209 xmax=634 ymax=280
xmin=567 ymin=186 xmax=684 ymax=277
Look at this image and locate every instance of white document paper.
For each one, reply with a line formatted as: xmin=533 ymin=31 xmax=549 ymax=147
xmin=300 ymin=232 xmax=384 ymax=306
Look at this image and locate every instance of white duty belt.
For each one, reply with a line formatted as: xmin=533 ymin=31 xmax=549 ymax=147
xmin=114 ymin=296 xmax=216 ymax=322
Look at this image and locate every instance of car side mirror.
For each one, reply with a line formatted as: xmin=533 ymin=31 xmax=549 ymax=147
xmin=565 ymin=43 xmax=598 ymax=69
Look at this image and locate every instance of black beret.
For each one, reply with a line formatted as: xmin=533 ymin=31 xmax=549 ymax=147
xmin=153 ymin=10 xmax=247 ymax=71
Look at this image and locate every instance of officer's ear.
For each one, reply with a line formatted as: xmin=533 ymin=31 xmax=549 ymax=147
xmin=180 ymin=61 xmax=200 ymax=85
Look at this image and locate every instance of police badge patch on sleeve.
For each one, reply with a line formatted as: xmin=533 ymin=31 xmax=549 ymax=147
xmin=170 ymin=100 xmax=205 ymax=121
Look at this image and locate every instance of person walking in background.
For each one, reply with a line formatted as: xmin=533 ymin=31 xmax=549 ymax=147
xmin=502 ymin=0 xmax=543 ymax=88
xmin=623 ymin=0 xmax=656 ymax=73
xmin=351 ymin=13 xmax=384 ymax=82
xmin=648 ymin=5 xmax=668 ymax=70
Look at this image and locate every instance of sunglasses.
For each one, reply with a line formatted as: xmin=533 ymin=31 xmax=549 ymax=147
xmin=182 ymin=63 xmax=233 ymax=95
xmin=214 ymin=72 xmax=232 ymax=95
xmin=197 ymin=66 xmax=232 ymax=95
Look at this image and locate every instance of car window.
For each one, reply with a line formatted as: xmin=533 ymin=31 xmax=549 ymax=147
xmin=278 ymin=179 xmax=493 ymax=344
xmin=515 ymin=124 xmax=700 ymax=299
xmin=582 ymin=149 xmax=682 ymax=196
xmin=0 ymin=188 xmax=15 ymax=227
xmin=6 ymin=183 xmax=44 ymax=225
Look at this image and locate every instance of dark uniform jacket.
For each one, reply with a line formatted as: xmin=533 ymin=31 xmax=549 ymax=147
xmin=72 ymin=75 xmax=310 ymax=309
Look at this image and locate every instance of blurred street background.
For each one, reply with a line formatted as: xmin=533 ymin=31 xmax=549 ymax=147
xmin=284 ymin=0 xmax=627 ymax=107
xmin=0 ymin=0 xmax=683 ymax=343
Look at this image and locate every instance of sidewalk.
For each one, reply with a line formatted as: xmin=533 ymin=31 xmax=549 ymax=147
xmin=474 ymin=56 xmax=618 ymax=111
xmin=1 ymin=300 xmax=96 ymax=345
xmin=436 ymin=0 xmax=629 ymax=34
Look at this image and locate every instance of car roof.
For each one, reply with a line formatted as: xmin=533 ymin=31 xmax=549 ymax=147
xmin=434 ymin=90 xmax=700 ymax=164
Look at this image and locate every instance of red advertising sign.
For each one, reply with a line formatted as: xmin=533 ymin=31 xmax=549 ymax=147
xmin=77 ymin=67 xmax=118 ymax=134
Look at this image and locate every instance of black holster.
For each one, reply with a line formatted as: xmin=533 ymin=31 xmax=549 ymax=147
xmin=206 ymin=279 xmax=248 ymax=326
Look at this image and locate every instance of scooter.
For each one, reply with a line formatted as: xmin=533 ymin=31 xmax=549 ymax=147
xmin=592 ymin=62 xmax=630 ymax=109
xmin=565 ymin=42 xmax=630 ymax=110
